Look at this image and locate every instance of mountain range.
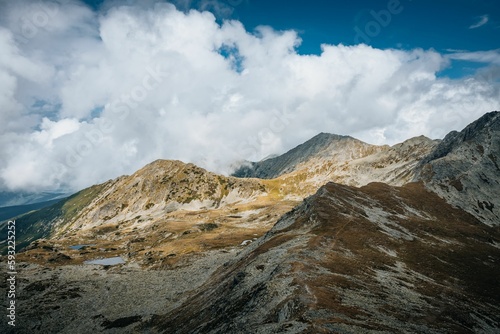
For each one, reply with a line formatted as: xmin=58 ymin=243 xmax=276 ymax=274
xmin=0 ymin=191 xmax=68 ymax=208
xmin=1 ymin=111 xmax=499 ymax=333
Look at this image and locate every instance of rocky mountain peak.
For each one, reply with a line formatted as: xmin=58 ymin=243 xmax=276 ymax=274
xmin=415 ymin=111 xmax=500 ymax=225
xmin=232 ymin=132 xmax=382 ymax=179
xmin=462 ymin=110 xmax=500 ymax=139
xmin=308 ymin=132 xmax=351 ymax=144
xmin=422 ymin=111 xmax=499 ymax=164
xmin=59 ymin=160 xmax=267 ymax=233
xmin=399 ymin=135 xmax=436 ymax=146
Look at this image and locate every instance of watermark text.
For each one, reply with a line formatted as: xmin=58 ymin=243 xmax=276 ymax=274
xmin=6 ymin=220 xmax=17 ymax=327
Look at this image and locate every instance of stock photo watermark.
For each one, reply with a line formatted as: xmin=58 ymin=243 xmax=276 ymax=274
xmin=6 ymin=220 xmax=17 ymax=327
xmin=16 ymin=1 xmax=60 ymax=44
xmin=226 ymin=0 xmax=245 ymax=6
xmin=354 ymin=0 xmax=411 ymax=44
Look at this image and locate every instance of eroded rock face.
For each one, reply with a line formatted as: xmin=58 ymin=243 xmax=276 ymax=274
xmin=144 ymin=182 xmax=500 ymax=333
xmin=416 ymin=111 xmax=500 ymax=225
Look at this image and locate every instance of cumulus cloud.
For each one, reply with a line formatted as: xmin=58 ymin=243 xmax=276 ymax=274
xmin=0 ymin=1 xmax=499 ymax=193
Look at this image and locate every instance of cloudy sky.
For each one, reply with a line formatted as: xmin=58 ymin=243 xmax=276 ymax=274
xmin=0 ymin=0 xmax=499 ymax=195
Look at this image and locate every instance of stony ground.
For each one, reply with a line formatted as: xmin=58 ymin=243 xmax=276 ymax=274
xmin=1 ymin=249 xmax=238 ymax=334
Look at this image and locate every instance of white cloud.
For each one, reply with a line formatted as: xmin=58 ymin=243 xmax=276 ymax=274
xmin=32 ymin=118 xmax=81 ymax=148
xmin=446 ymin=49 xmax=500 ymax=64
xmin=0 ymin=1 xmax=499 ymax=193
xmin=469 ymin=15 xmax=489 ymax=29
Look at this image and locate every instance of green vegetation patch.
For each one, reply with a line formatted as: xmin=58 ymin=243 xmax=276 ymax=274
xmin=0 ymin=184 xmax=105 ymax=254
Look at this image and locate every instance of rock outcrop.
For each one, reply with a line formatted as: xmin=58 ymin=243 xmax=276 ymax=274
xmin=415 ymin=111 xmax=500 ymax=225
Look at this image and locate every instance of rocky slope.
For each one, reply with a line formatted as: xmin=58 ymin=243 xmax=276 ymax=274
xmin=3 ymin=159 xmax=300 ymax=268
xmin=51 ymin=159 xmax=267 ymax=236
xmin=233 ymin=133 xmax=439 ymax=191
xmin=415 ymin=111 xmax=500 ymax=226
xmin=2 ymin=133 xmax=438 ymax=255
xmin=5 ymin=180 xmax=499 ymax=334
xmin=233 ymin=133 xmax=387 ymax=179
xmin=1 ymin=160 xmax=301 ymax=333
xmin=142 ymin=181 xmax=500 ymax=333
xmin=2 ymin=249 xmax=238 ymax=334
xmin=272 ymin=135 xmax=439 ymax=199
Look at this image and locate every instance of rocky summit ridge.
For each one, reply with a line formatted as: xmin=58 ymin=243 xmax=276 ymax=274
xmin=1 ymin=111 xmax=499 ymax=334
xmin=233 ymin=130 xmax=440 ymax=198
xmin=415 ymin=111 xmax=500 ymax=225
xmin=232 ymin=133 xmax=384 ymax=179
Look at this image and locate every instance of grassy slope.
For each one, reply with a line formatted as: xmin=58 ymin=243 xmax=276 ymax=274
xmin=0 ymin=184 xmax=104 ymax=254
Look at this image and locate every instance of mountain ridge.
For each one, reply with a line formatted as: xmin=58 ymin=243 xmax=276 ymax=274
xmin=2 ymin=111 xmax=499 ymax=334
xmin=420 ymin=111 xmax=499 ymax=164
xmin=415 ymin=111 xmax=500 ymax=225
xmin=232 ymin=133 xmax=385 ymax=179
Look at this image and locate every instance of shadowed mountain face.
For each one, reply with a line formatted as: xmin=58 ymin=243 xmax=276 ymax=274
xmin=0 ymin=185 xmax=105 ymax=254
xmin=0 ymin=198 xmax=65 ymax=222
xmin=143 ymin=182 xmax=500 ymax=333
xmin=415 ymin=111 xmax=500 ymax=225
xmin=0 ymin=191 xmax=68 ymax=208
